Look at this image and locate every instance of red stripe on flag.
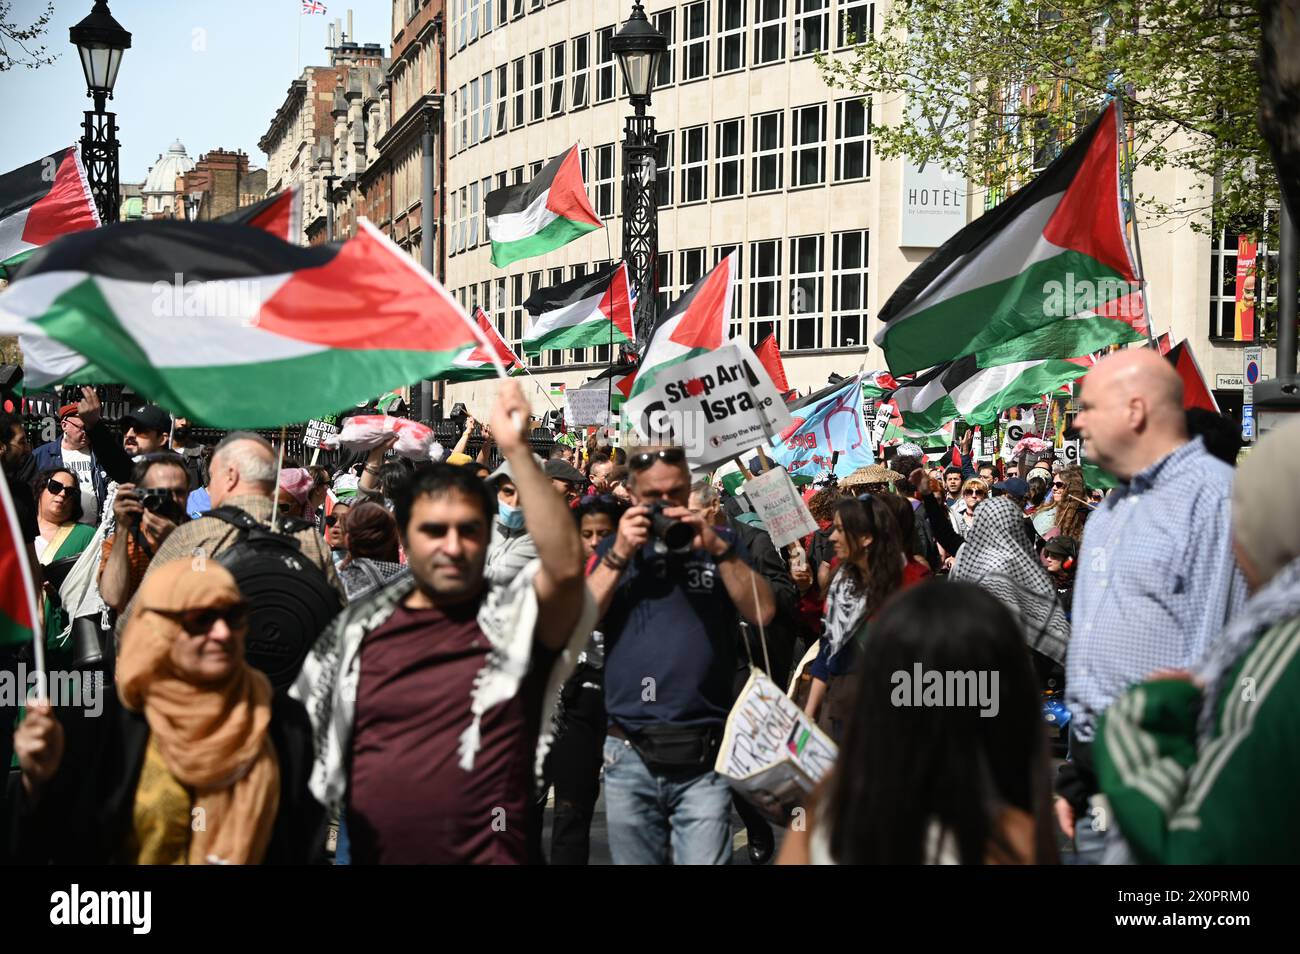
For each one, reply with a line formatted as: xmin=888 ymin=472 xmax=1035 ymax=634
xmin=1165 ymin=340 xmax=1219 ymax=413
xmin=754 ymin=333 xmax=789 ymax=392
xmin=21 ymin=148 xmax=99 ymax=246
xmin=599 ymin=263 xmax=635 ymax=342
xmin=467 ymin=307 xmax=522 ymax=369
xmin=0 ymin=476 xmax=38 ymax=640
xmin=544 ymin=145 xmax=602 ymax=229
xmin=669 ymin=255 xmax=732 ymax=352
xmin=247 ymin=188 xmax=298 ymax=244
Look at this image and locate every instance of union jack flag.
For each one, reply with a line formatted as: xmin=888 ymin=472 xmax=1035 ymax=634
xmin=302 ymin=0 xmax=327 ymax=14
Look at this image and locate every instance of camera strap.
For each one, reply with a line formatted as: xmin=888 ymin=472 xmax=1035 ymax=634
xmin=739 ymin=566 xmax=772 ymax=677
xmin=129 ymin=520 xmax=155 ymax=561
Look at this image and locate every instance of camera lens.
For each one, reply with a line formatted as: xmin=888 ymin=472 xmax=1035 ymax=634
xmin=649 ymin=503 xmax=694 ymax=553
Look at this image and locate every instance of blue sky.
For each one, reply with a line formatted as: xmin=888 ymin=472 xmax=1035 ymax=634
xmin=1 ymin=0 xmax=391 ymax=182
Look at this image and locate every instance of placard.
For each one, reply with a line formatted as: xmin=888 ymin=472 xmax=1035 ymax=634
xmin=302 ymin=416 xmax=340 ymax=449
xmin=1055 ymin=438 xmax=1080 ymax=466
xmin=743 ymin=466 xmax=820 ymax=549
xmin=565 ymin=384 xmax=612 ymax=428
xmin=871 ymin=400 xmax=894 ymax=446
xmin=1000 ymin=411 xmax=1036 ymax=461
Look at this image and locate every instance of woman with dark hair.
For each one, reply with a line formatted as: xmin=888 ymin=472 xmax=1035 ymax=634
xmin=1031 ymin=466 xmax=1087 ymax=542
xmin=779 ymin=580 xmax=1057 ymax=865
xmin=873 ymin=491 xmax=934 ymax=585
xmin=337 ymin=502 xmax=408 ymax=601
xmin=31 ymin=467 xmax=96 ymax=669
xmin=803 ymin=497 xmax=905 ymax=740
xmin=1025 ymin=476 xmax=1049 ymax=514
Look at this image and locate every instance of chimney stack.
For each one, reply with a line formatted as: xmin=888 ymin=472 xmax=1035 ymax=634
xmin=347 ymin=10 xmax=354 ymax=44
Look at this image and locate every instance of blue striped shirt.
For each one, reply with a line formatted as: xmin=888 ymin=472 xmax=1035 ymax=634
xmin=1066 ymin=437 xmax=1247 ymax=741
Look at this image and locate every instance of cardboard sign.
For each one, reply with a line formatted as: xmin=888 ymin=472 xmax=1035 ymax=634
xmin=970 ymin=426 xmax=984 ymax=461
xmin=743 ymin=466 xmax=820 ymax=549
xmin=623 ymin=340 xmax=793 ymax=472
xmin=565 ymin=384 xmax=611 ymax=428
xmin=1000 ymin=412 xmax=1036 ymax=461
xmin=716 ymin=668 xmax=838 ymax=816
xmin=1055 ymin=439 xmax=1080 ymax=466
xmin=302 ymin=416 xmax=340 ymax=449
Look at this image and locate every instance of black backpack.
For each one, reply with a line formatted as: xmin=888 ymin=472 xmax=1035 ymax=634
xmin=206 ymin=506 xmax=342 ymax=689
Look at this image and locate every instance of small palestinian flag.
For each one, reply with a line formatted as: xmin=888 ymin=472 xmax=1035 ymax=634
xmin=0 ymin=218 xmax=500 ymax=428
xmin=486 ymin=145 xmax=602 ymax=267
xmin=0 ymin=468 xmax=40 ymax=650
xmin=627 ymin=251 xmax=736 ymax=402
xmin=876 ymin=101 xmax=1143 ymax=375
xmin=861 ymin=369 xmax=901 ymax=400
xmin=0 ymin=146 xmax=100 ymax=280
xmin=218 ymin=185 xmax=303 ymax=245
xmin=590 ymin=361 xmax=638 ymax=410
xmin=1163 ymin=339 xmax=1219 ymax=413
xmin=442 ymin=307 xmax=524 ymax=380
xmin=522 ymin=262 xmax=634 ymax=355
xmin=754 ymin=333 xmax=790 ymax=394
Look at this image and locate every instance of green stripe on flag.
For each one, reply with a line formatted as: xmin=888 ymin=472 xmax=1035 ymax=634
xmin=490 ymin=215 xmax=600 ymax=268
xmin=523 ymin=319 xmax=632 ymax=355
xmin=0 ymin=248 xmax=36 ymax=281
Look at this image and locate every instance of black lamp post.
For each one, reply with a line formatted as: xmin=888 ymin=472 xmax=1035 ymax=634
xmin=611 ymin=3 xmax=667 ymax=347
xmin=70 ymin=1 xmax=131 ymax=225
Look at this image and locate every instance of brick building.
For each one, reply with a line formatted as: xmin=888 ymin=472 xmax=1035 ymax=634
xmin=179 ymin=149 xmax=268 ymax=221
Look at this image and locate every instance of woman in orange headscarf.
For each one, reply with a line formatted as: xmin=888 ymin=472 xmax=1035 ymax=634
xmin=10 ymin=561 xmax=325 ymax=864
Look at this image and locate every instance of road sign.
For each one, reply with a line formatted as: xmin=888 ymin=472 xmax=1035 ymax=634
xmin=1244 ymin=347 xmax=1262 ymax=405
xmin=1242 ymin=405 xmax=1255 ymax=442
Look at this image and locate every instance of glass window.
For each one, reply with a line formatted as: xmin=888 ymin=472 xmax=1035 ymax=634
xmin=468 ymin=181 xmax=480 ymax=247
xmin=681 ymin=125 xmax=708 ymax=204
xmin=752 ymin=111 xmax=784 ymax=193
xmin=512 ymin=0 xmax=524 ymax=18
xmin=484 ymin=0 xmax=494 ymax=34
xmin=788 ymin=234 xmax=824 ymax=350
xmin=657 ymin=252 xmax=674 ymax=315
xmin=717 ymin=0 xmax=746 ymax=73
xmin=749 ymin=239 xmax=781 ymax=347
xmin=715 ymin=118 xmax=744 ymax=199
xmin=495 ymin=65 xmax=508 ymax=135
xmin=572 ymin=35 xmax=590 ymax=110
xmin=512 ymin=57 xmax=525 ymax=128
xmin=754 ymin=0 xmax=785 ymax=65
xmin=794 ymin=0 xmax=828 ymax=56
xmin=680 ymin=248 xmax=707 ymax=293
xmin=792 ymin=104 xmax=826 ymax=187
xmin=480 ymin=177 xmax=491 ymax=246
xmin=549 ymin=42 xmax=566 ymax=116
xmin=595 ymin=143 xmax=616 ymax=218
xmin=530 ymin=51 xmax=545 ymax=122
xmin=653 ymin=10 xmax=675 ymax=89
xmin=469 ymin=79 xmax=480 ymax=146
xmin=838 ymin=0 xmax=873 ymax=48
xmin=714 ymin=244 xmax=743 ymax=337
xmin=656 ymin=131 xmax=674 ymax=208
xmin=597 ymin=27 xmax=616 ymax=102
xmin=683 ymin=2 xmax=709 ymax=81
xmin=832 ymin=230 xmax=868 ymax=347
xmin=470 ymin=0 xmax=480 ymax=42
xmin=510 ymin=274 xmax=525 ymax=348
xmin=480 ymin=71 xmax=493 ymax=144
xmin=835 ymin=98 xmax=869 ymax=181
xmin=512 ymin=165 xmax=524 ymax=185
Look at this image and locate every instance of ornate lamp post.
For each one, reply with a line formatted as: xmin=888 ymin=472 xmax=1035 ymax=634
xmin=611 ymin=3 xmax=667 ymax=346
xmin=70 ymin=1 xmax=131 ymax=224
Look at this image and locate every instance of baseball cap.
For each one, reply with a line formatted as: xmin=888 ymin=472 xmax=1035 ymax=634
xmin=1043 ymin=536 xmax=1077 ymax=560
xmin=544 ymin=458 xmax=587 ymax=485
xmin=120 ymin=404 xmax=172 ymax=433
xmin=993 ymin=477 xmax=1030 ymax=498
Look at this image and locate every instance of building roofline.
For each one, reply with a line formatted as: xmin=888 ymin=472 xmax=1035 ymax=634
xmin=259 ymin=77 xmax=311 ymax=153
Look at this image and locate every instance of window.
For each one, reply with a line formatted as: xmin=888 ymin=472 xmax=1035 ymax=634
xmin=838 ymin=0 xmax=872 ymax=48
xmin=459 ymin=84 xmax=471 ymax=151
xmin=456 ymin=0 xmax=468 ymax=50
xmin=792 ymin=104 xmax=826 ymax=187
xmin=450 ymin=88 xmax=461 ymax=154
xmin=831 ymin=230 xmax=868 ymax=347
xmin=754 ymin=0 xmax=785 ymax=64
xmin=511 ymin=0 xmax=524 ymax=17
xmin=714 ymin=244 xmax=743 ymax=337
xmin=470 ymin=0 xmax=480 ymax=42
xmin=715 ymin=118 xmax=744 ymax=198
xmin=480 ymin=176 xmax=491 ymax=246
xmin=512 ymin=165 xmax=524 ymax=185
xmin=510 ymin=274 xmax=525 ymax=350
xmin=680 ymin=125 xmax=707 ymax=204
xmin=512 ymin=57 xmax=525 ymax=128
xmin=458 ymin=187 xmax=469 ymax=253
xmin=657 ymin=252 xmax=674 ymax=314
xmin=597 ymin=27 xmax=616 ymax=102
xmin=717 ymin=0 xmax=746 ymax=73
xmin=498 ymin=0 xmax=508 ymax=26
xmin=571 ymin=35 xmax=590 ymax=110
xmin=835 ymin=98 xmax=869 ymax=181
xmin=595 ymin=144 xmax=616 ymax=218
xmin=529 ymin=51 xmax=545 ymax=122
xmin=1209 ymin=229 xmax=1256 ymax=341
xmin=752 ymin=111 xmax=783 ymax=192
xmin=656 ymin=131 xmax=674 ymax=207
xmin=653 ymin=10 xmax=675 ymax=88
xmin=794 ymin=0 xmax=828 ymax=56
xmin=749 ymin=239 xmax=781 ymax=346
xmin=549 ymin=42 xmax=565 ymax=115
xmin=483 ymin=0 xmax=494 ymax=34
xmin=479 ymin=71 xmax=493 ymax=144
xmin=469 ymin=78 xmax=481 ymax=146
xmin=468 ymin=181 xmax=480 ymax=247
xmin=788 ymin=234 xmax=824 ymax=350
xmin=680 ymin=248 xmax=707 ymax=293
xmin=530 ymin=160 xmax=543 ymax=178
xmin=683 ymin=2 xmax=709 ymax=81
xmin=493 ymin=65 xmax=508 ymax=136
xmin=530 ymin=0 xmax=543 ymax=9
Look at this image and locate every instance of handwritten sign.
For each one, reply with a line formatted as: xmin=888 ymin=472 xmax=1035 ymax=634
xmin=565 ymin=385 xmax=611 ymax=428
xmin=302 ymin=416 xmax=340 ymax=449
xmin=716 ymin=668 xmax=838 ymax=816
xmin=743 ymin=467 xmax=819 ymax=549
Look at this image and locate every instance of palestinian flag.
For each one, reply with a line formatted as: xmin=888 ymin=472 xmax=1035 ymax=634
xmin=1164 ymin=339 xmax=1219 ymax=413
xmin=0 ymin=469 xmax=39 ymax=650
xmin=0 ymin=218 xmax=500 ymax=428
xmin=861 ymin=369 xmax=902 ymax=399
xmin=591 ymin=361 xmax=638 ymax=410
xmin=876 ymin=101 xmax=1143 ymax=375
xmin=442 ymin=306 xmax=524 ymax=380
xmin=888 ymin=354 xmax=1091 ymax=434
xmin=0 ymin=146 xmax=100 ymax=280
xmin=486 ymin=145 xmax=602 ymax=267
xmin=754 ymin=333 xmax=790 ymax=393
xmin=627 ymin=251 xmax=736 ymax=401
xmin=218 ymin=185 xmax=303 ymax=245
xmin=522 ymin=261 xmax=633 ymax=355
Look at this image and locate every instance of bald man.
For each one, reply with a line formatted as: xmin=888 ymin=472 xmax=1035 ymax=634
xmin=1055 ymin=349 xmax=1247 ymax=862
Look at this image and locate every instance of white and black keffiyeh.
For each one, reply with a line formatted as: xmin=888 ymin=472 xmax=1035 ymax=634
xmin=949 ymin=497 xmax=1071 ymax=664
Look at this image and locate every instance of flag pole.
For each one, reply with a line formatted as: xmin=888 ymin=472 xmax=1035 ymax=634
xmin=270 ymin=425 xmax=287 ymax=533
xmin=0 ymin=471 xmax=45 ymax=698
xmin=1116 ymin=95 xmax=1157 ymax=348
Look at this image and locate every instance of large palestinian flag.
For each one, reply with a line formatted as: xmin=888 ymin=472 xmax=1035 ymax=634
xmin=0 ymin=146 xmax=100 ymax=280
xmin=626 ymin=251 xmax=736 ymax=401
xmin=522 ymin=261 xmax=634 ymax=355
xmin=0 ymin=469 xmax=39 ymax=651
xmin=218 ymin=185 xmax=303 ymax=245
xmin=876 ymin=101 xmax=1144 ymax=375
xmin=486 ymin=145 xmax=602 ymax=267
xmin=441 ymin=306 xmax=524 ymax=381
xmin=0 ymin=219 xmax=499 ymax=427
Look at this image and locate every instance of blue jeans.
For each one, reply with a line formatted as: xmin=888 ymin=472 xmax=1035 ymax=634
xmin=602 ymin=735 xmax=732 ymax=865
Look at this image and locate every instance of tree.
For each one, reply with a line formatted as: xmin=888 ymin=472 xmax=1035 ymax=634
xmin=0 ymin=1 xmax=57 ymax=72
xmin=818 ymin=0 xmax=1270 ymax=234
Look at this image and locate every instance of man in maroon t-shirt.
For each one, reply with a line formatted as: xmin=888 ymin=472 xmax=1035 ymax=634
xmin=293 ymin=381 xmax=592 ymax=864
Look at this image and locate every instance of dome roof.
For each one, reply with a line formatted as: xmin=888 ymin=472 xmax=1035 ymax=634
xmin=142 ymin=140 xmax=196 ymax=196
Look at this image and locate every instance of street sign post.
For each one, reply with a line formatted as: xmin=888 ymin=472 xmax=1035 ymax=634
xmin=1243 ymin=347 xmax=1262 ymax=441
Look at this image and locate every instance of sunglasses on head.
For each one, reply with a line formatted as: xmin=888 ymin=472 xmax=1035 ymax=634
xmin=629 ymin=448 xmax=686 ymax=472
xmin=150 ymin=601 xmax=251 ymax=636
xmin=46 ymin=478 xmax=76 ymax=496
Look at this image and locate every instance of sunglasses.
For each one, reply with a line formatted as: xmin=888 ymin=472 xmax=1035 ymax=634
xmin=324 ymin=514 xmax=341 ymax=527
xmin=963 ymin=489 xmax=987 ymax=497
xmin=629 ymin=448 xmax=685 ymax=471
xmin=1052 ymin=481 xmax=1066 ymax=489
xmin=46 ymin=478 xmax=76 ymax=496
xmin=149 ymin=601 xmax=251 ymax=635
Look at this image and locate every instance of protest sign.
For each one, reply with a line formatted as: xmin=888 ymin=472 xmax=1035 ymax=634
xmin=743 ymin=467 xmax=819 ymax=548
xmin=871 ymin=400 xmax=894 ymax=446
xmin=302 ymin=415 xmax=340 ymax=449
xmin=565 ymin=384 xmax=611 ymax=427
xmin=716 ymin=668 xmax=838 ymax=816
xmin=1056 ymin=438 xmax=1081 ymax=467
xmin=999 ymin=411 xmax=1036 ymax=461
xmin=623 ymin=340 xmax=792 ymax=471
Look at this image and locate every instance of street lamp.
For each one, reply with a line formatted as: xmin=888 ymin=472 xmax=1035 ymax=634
xmin=70 ymin=1 xmax=131 ymax=224
xmin=612 ymin=3 xmax=667 ymax=346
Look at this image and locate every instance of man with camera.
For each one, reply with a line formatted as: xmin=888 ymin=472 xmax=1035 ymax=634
xmin=586 ymin=446 xmax=776 ymax=865
xmin=98 ymin=454 xmax=192 ymax=614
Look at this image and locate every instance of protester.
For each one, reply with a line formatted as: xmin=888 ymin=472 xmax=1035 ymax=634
xmin=324 ymin=501 xmax=351 ymax=566
xmin=977 ymin=461 xmax=997 ymax=484
xmin=98 ymin=453 xmax=191 ymax=614
xmin=778 ymin=581 xmax=1057 ymax=865
xmin=993 ymin=476 xmax=1030 ymax=510
xmin=292 ymin=380 xmax=593 ymax=865
xmin=336 ymin=502 xmax=408 ymax=601
xmin=31 ymin=468 xmax=97 ymax=671
xmin=1095 ymin=415 xmax=1300 ymax=863
xmin=586 ymin=445 xmax=775 ymax=865
xmin=1031 ymin=465 xmax=1087 ymax=541
xmin=943 ymin=466 xmax=964 ymax=508
xmin=1041 ymin=537 xmax=1078 ymax=619
xmin=1185 ymin=406 xmax=1243 ymax=467
xmin=483 ymin=455 xmax=540 ymax=585
xmin=803 ymin=497 xmax=905 ymax=741
xmin=1058 ymin=348 xmax=1247 ymax=863
xmin=947 ymin=477 xmax=989 ymax=543
xmin=32 ymin=405 xmax=108 ymax=524
xmin=587 ymin=454 xmax=616 ymax=496
xmin=1 ymin=411 xmax=37 ymax=542
xmin=10 ymin=561 xmax=326 ymax=864
xmin=169 ymin=416 xmax=208 ymax=490
xmin=874 ymin=491 xmax=934 ymax=585
xmin=544 ymin=457 xmax=587 ymax=507
xmin=277 ymin=467 xmax=315 ymax=521
xmin=1025 ymin=475 xmax=1050 ymax=514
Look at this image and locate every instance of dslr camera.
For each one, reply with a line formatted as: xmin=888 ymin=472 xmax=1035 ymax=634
xmin=647 ymin=501 xmax=695 ymax=554
xmin=136 ymin=487 xmax=184 ymax=523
